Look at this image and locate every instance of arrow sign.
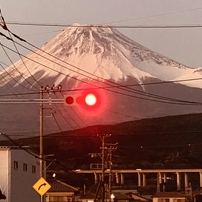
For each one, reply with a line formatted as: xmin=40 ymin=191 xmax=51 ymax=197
xmin=33 ymin=177 xmax=51 ymax=196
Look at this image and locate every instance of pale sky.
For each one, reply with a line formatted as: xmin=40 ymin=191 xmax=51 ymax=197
xmin=1 ymin=0 xmax=202 ymax=68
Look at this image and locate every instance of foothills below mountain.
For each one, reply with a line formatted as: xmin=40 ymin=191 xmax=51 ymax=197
xmin=2 ymin=113 xmax=202 ymax=171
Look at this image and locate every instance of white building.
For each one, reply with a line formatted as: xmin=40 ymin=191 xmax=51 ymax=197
xmin=0 ymin=146 xmax=40 ymax=202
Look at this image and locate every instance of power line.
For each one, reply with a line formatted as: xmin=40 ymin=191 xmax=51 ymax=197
xmin=6 ymin=35 xmax=202 ymax=105
xmin=5 ymin=22 xmax=202 ymax=29
xmin=1 ymin=34 xmax=202 ymax=106
xmin=104 ymin=6 xmax=202 ymax=25
xmin=7 ymin=31 xmax=42 ymax=88
xmin=1 ymin=13 xmax=202 ymax=129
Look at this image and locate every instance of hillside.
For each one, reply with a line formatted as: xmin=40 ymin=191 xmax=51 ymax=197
xmin=2 ymin=113 xmax=202 ymax=188
xmin=2 ymin=113 xmax=202 ymax=170
xmin=2 ymin=25 xmax=202 ymax=136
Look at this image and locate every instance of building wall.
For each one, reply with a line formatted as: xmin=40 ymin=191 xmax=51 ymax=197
xmin=153 ymin=197 xmax=186 ymax=202
xmin=0 ymin=147 xmax=40 ymax=202
xmin=0 ymin=149 xmax=9 ymax=201
xmin=46 ymin=192 xmax=75 ymax=202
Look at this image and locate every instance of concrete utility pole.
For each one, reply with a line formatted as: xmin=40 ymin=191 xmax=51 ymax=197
xmin=39 ymin=85 xmax=62 ymax=202
xmin=39 ymin=86 xmax=44 ymax=180
xmin=100 ymin=134 xmax=108 ymax=202
xmin=106 ymin=143 xmax=118 ymax=202
xmin=93 ymin=134 xmax=118 ymax=202
xmin=39 ymin=86 xmax=46 ymax=202
xmin=93 ymin=134 xmax=110 ymax=202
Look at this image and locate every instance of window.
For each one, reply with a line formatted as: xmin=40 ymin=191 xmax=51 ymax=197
xmin=49 ymin=196 xmax=72 ymax=201
xmin=14 ymin=161 xmax=18 ymax=170
xmin=32 ymin=165 xmax=36 ymax=174
xmin=23 ymin=163 xmax=27 ymax=172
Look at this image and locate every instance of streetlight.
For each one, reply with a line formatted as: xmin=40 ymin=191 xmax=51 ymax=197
xmin=111 ymin=194 xmax=115 ymax=202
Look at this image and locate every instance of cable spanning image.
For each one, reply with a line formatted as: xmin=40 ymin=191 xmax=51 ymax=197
xmin=0 ymin=9 xmax=202 ymax=136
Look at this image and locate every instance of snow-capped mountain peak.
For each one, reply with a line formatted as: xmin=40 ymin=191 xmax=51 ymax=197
xmin=1 ymin=23 xmax=202 ymax=135
xmin=1 ymin=23 xmax=199 ymax=89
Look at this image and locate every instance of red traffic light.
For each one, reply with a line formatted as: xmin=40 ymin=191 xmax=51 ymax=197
xmin=64 ymin=86 xmax=109 ymax=117
xmin=64 ymin=92 xmax=98 ymax=107
xmin=85 ymin=93 xmax=97 ymax=106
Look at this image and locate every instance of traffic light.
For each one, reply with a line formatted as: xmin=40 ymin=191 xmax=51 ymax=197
xmin=64 ymin=91 xmax=100 ymax=108
xmin=64 ymin=88 xmax=108 ymax=116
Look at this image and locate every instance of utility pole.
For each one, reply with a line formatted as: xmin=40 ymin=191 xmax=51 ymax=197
xmin=39 ymin=85 xmax=62 ymax=202
xmin=106 ymin=143 xmax=118 ymax=202
xmin=100 ymin=134 xmax=108 ymax=202
xmin=39 ymin=86 xmax=44 ymax=180
xmin=39 ymin=86 xmax=44 ymax=202
xmin=93 ymin=134 xmax=110 ymax=202
xmin=93 ymin=134 xmax=118 ymax=202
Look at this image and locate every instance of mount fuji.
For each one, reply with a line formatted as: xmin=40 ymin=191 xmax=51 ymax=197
xmin=1 ymin=23 xmax=202 ymax=137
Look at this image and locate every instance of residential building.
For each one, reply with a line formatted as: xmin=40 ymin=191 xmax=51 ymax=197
xmin=0 ymin=146 xmax=40 ymax=202
xmin=152 ymin=192 xmax=190 ymax=202
xmin=46 ymin=179 xmax=79 ymax=202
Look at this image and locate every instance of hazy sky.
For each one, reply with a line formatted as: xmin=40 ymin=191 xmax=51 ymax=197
xmin=1 ymin=0 xmax=202 ymax=68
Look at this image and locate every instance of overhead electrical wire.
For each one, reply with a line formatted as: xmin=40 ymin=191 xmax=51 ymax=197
xmin=1 ymin=33 xmax=202 ymax=106
xmin=1 ymin=30 xmax=201 ymax=106
xmin=0 ymin=132 xmax=40 ymax=159
xmin=5 ymin=25 xmax=202 ymax=106
xmin=1 ymin=13 xmax=110 ymax=133
xmin=1 ymin=12 xmax=202 ymax=135
xmin=0 ymin=132 xmax=85 ymax=179
xmin=0 ymin=13 xmax=40 ymax=91
xmin=6 ymin=5 xmax=202 ymax=29
xmin=5 ymin=23 xmax=202 ymax=29
xmin=0 ymin=60 xmax=36 ymax=92
xmin=0 ymin=43 xmax=38 ymax=92
xmin=1 ymin=13 xmax=201 ymax=107
xmin=7 ymin=31 xmax=42 ymax=88
xmin=49 ymin=92 xmax=82 ymax=130
xmin=57 ymin=92 xmax=87 ymax=128
xmin=0 ymin=65 xmax=20 ymax=95
xmin=103 ymin=6 xmax=202 ymax=25
xmin=0 ymin=42 xmax=194 ymax=105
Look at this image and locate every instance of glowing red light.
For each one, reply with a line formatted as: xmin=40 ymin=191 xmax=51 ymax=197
xmin=64 ymin=82 xmax=111 ymax=117
xmin=85 ymin=93 xmax=97 ymax=106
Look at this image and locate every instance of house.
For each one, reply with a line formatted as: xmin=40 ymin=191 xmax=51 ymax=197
xmin=152 ymin=192 xmax=191 ymax=202
xmin=0 ymin=146 xmax=40 ymax=202
xmin=79 ymin=191 xmax=96 ymax=202
xmin=80 ymin=191 xmax=135 ymax=202
xmin=129 ymin=193 xmax=152 ymax=202
xmin=46 ymin=179 xmax=79 ymax=202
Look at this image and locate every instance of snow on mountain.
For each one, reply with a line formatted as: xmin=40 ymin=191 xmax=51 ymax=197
xmin=1 ymin=24 xmax=202 ymax=136
xmin=0 ymin=23 xmax=199 ymax=89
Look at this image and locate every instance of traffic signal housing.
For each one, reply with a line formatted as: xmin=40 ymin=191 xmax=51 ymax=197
xmin=64 ymin=88 xmax=107 ymax=116
xmin=65 ymin=91 xmax=100 ymax=108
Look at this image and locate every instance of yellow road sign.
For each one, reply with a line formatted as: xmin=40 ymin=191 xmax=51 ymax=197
xmin=33 ymin=177 xmax=51 ymax=196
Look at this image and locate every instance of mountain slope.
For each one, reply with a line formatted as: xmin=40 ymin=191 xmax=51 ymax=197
xmin=0 ymin=24 xmax=199 ymax=88
xmin=0 ymin=24 xmax=202 ymax=136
